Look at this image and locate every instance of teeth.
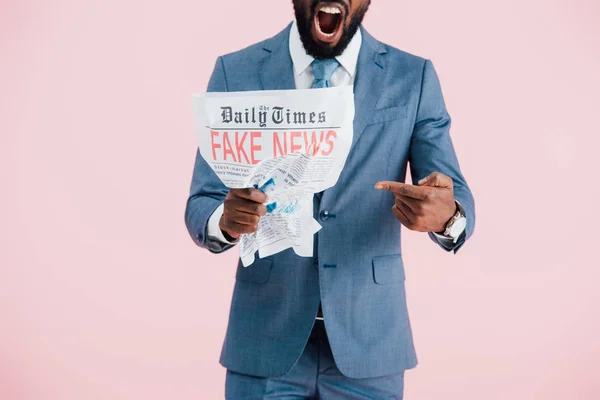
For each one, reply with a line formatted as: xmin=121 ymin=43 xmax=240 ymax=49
xmin=320 ymin=6 xmax=342 ymax=14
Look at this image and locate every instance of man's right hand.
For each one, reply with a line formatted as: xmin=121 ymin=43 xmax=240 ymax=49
xmin=219 ymin=188 xmax=268 ymax=240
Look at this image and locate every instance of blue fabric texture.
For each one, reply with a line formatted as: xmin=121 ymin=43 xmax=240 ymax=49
xmin=311 ymin=58 xmax=340 ymax=88
xmin=184 ymin=23 xmax=476 ymax=380
xmin=225 ymin=321 xmax=404 ymax=399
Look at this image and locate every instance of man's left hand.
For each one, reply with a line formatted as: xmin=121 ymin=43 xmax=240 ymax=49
xmin=375 ymin=172 xmax=457 ymax=233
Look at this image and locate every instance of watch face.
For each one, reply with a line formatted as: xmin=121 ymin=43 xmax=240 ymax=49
xmin=450 ymin=216 xmax=467 ymax=237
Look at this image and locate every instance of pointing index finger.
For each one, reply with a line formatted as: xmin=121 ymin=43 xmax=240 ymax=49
xmin=374 ymin=181 xmax=429 ymax=200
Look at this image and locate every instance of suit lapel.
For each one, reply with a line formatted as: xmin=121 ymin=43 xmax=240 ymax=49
xmin=260 ymin=24 xmax=296 ymax=91
xmin=349 ymin=27 xmax=388 ymax=154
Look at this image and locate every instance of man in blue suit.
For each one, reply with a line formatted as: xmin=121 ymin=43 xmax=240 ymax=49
xmin=185 ymin=0 xmax=475 ymax=398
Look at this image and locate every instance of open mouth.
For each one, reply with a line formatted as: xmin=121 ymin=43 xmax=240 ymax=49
xmin=313 ymin=2 xmax=346 ymax=44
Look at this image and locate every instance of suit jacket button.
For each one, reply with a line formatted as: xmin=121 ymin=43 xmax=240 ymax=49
xmin=319 ymin=210 xmax=330 ymax=221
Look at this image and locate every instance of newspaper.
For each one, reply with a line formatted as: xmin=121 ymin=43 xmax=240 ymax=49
xmin=192 ymin=86 xmax=354 ymax=266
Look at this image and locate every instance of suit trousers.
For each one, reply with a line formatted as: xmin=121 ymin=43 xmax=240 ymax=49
xmin=225 ymin=320 xmax=404 ymax=399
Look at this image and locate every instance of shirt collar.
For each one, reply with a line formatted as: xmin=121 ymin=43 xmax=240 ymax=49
xmin=289 ymin=19 xmax=362 ymax=79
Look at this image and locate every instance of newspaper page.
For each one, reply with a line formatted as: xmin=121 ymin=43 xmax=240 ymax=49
xmin=192 ymin=86 xmax=354 ymax=266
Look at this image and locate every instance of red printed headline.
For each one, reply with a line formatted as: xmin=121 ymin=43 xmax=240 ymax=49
xmin=210 ymin=130 xmax=337 ymax=164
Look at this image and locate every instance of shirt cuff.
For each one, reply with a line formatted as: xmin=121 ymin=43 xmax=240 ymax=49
xmin=432 ymin=231 xmax=458 ymax=245
xmin=206 ymin=203 xmax=238 ymax=245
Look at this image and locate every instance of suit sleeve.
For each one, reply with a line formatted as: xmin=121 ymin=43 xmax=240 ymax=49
xmin=184 ymin=56 xmax=236 ymax=254
xmin=409 ymin=60 xmax=476 ymax=253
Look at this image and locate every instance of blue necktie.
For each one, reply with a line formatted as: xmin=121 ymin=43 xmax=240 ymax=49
xmin=311 ymin=58 xmax=340 ymax=88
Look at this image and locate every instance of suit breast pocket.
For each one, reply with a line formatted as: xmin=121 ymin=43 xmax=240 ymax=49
xmin=369 ymin=105 xmax=408 ymax=125
xmin=235 ymin=258 xmax=273 ymax=284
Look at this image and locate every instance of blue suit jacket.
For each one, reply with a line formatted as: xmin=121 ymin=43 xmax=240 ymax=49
xmin=185 ymin=24 xmax=476 ymax=379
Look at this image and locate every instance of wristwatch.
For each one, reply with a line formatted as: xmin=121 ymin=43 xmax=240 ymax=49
xmin=442 ymin=202 xmax=467 ymax=243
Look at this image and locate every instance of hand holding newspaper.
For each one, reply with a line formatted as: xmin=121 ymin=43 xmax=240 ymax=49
xmin=193 ymin=86 xmax=354 ymax=266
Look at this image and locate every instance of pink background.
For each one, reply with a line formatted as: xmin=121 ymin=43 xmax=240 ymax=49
xmin=1 ymin=0 xmax=599 ymax=398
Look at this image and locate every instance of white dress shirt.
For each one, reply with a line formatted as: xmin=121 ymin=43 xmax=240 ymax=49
xmin=206 ymin=21 xmax=463 ymax=248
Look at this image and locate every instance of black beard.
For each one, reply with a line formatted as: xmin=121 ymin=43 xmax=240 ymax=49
xmin=293 ymin=0 xmax=370 ymax=60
